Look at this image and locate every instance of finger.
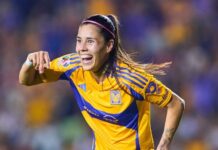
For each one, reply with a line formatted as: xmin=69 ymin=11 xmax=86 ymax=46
xmin=43 ymin=52 xmax=50 ymax=68
xmin=36 ymin=52 xmax=40 ymax=70
xmin=32 ymin=54 xmax=37 ymax=67
xmin=27 ymin=53 xmax=34 ymax=66
xmin=39 ymin=73 xmax=47 ymax=83
xmin=39 ymin=51 xmax=44 ymax=74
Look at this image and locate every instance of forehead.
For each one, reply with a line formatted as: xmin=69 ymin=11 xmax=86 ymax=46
xmin=77 ymin=24 xmax=102 ymax=38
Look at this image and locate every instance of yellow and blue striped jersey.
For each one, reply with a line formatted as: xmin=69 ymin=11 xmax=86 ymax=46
xmin=44 ymin=53 xmax=173 ymax=150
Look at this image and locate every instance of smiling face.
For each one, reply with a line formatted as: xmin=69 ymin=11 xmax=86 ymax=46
xmin=76 ymin=24 xmax=113 ymax=73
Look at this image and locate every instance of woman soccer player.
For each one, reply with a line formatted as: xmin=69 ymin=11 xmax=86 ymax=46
xmin=19 ymin=14 xmax=185 ymax=150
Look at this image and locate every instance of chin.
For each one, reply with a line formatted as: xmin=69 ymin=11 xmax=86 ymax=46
xmin=81 ymin=59 xmax=99 ymax=71
xmin=82 ymin=64 xmax=94 ymax=71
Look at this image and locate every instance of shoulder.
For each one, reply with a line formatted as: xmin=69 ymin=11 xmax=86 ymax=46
xmin=114 ymin=61 xmax=154 ymax=100
xmin=50 ymin=53 xmax=81 ymax=72
xmin=115 ymin=61 xmax=155 ymax=96
xmin=115 ymin=61 xmax=153 ymax=85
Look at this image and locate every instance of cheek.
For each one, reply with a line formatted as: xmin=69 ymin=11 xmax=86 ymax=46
xmin=75 ymin=43 xmax=81 ymax=53
xmin=89 ymin=43 xmax=99 ymax=52
xmin=75 ymin=46 xmax=79 ymax=53
xmin=96 ymin=49 xmax=108 ymax=62
xmin=88 ymin=42 xmax=108 ymax=58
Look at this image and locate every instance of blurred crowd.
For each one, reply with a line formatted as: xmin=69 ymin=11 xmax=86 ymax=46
xmin=0 ymin=0 xmax=218 ymax=149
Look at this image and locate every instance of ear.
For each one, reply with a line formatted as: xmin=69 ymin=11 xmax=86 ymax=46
xmin=106 ymin=39 xmax=114 ymax=53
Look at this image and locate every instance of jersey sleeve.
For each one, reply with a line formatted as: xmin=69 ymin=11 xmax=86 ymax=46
xmin=43 ymin=53 xmax=80 ymax=82
xmin=143 ymin=75 xmax=173 ymax=107
xmin=114 ymin=61 xmax=173 ymax=107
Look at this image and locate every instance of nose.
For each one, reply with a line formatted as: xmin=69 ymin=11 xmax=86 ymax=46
xmin=76 ymin=41 xmax=88 ymax=53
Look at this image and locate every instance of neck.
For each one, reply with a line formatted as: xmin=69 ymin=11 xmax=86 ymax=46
xmin=91 ymin=62 xmax=109 ymax=84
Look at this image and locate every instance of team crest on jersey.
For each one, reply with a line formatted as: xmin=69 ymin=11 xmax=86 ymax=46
xmin=58 ymin=55 xmax=71 ymax=67
xmin=110 ymin=90 xmax=122 ymax=105
xmin=146 ymin=82 xmax=157 ymax=94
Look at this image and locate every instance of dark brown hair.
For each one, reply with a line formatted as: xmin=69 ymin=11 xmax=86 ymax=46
xmin=81 ymin=14 xmax=171 ymax=75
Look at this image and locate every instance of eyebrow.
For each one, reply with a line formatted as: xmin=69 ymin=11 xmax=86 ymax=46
xmin=76 ymin=36 xmax=97 ymax=40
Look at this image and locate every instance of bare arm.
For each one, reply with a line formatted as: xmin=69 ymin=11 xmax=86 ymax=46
xmin=19 ymin=51 xmax=50 ymax=86
xmin=157 ymin=93 xmax=185 ymax=150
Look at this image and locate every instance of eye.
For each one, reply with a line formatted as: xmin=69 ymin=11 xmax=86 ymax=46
xmin=76 ymin=38 xmax=81 ymax=43
xmin=87 ymin=39 xmax=94 ymax=44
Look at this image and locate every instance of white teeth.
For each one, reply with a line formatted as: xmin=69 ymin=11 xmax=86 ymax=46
xmin=80 ymin=55 xmax=92 ymax=59
xmin=80 ymin=55 xmax=93 ymax=64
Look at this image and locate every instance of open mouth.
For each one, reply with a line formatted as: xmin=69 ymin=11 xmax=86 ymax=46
xmin=81 ymin=55 xmax=93 ymax=64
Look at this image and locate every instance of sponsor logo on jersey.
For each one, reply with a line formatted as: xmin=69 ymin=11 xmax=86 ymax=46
xmin=83 ymin=106 xmax=99 ymax=117
xmin=110 ymin=90 xmax=122 ymax=105
xmin=103 ymin=115 xmax=118 ymax=123
xmin=58 ymin=55 xmax=71 ymax=67
xmin=83 ymin=106 xmax=119 ymax=124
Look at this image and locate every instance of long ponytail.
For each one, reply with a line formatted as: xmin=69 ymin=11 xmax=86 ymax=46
xmin=107 ymin=14 xmax=171 ymax=75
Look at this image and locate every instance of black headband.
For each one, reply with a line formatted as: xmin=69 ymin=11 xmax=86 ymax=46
xmin=82 ymin=15 xmax=115 ymax=38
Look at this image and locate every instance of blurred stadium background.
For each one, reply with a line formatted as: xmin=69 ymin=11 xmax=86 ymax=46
xmin=0 ymin=0 xmax=218 ymax=150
